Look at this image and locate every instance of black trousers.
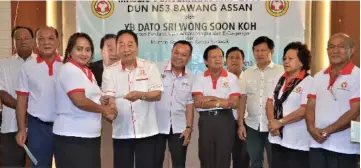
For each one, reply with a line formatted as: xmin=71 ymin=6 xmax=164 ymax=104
xmin=155 ymin=128 xmax=188 ymax=168
xmin=309 ymin=148 xmax=359 ymax=168
xmin=54 ymin=134 xmax=100 ymax=168
xmin=113 ymin=135 xmax=158 ymax=168
xmin=198 ymin=111 xmax=235 ymax=168
xmin=1 ymin=132 xmax=26 ymax=167
xmin=232 ymin=121 xmax=250 ymax=168
xmin=272 ymin=143 xmax=309 ymax=168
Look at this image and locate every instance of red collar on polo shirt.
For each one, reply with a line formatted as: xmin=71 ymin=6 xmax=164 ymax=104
xmin=324 ymin=61 xmax=355 ymax=90
xmin=121 ymin=60 xmax=138 ymax=71
xmin=164 ymin=61 xmax=187 ymax=76
xmin=69 ymin=58 xmax=93 ymax=82
xmin=36 ymin=53 xmax=62 ymax=76
xmin=204 ymin=68 xmax=228 ymax=89
xmin=281 ymin=70 xmax=306 ymax=92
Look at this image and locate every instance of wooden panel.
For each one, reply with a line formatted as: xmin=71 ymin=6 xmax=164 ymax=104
xmin=11 ymin=1 xmax=46 ymax=54
xmin=331 ymin=1 xmax=360 ymax=67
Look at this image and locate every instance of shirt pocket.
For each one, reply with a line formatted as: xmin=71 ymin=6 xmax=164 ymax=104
xmin=175 ymin=82 xmax=192 ymax=105
xmin=134 ymin=77 xmax=149 ymax=92
xmin=246 ymin=80 xmax=257 ymax=94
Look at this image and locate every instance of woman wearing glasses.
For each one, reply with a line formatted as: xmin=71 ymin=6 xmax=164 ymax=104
xmin=266 ymin=42 xmax=313 ymax=168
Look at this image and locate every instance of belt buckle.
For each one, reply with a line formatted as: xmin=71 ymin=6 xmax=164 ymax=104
xmin=210 ymin=111 xmax=218 ymax=116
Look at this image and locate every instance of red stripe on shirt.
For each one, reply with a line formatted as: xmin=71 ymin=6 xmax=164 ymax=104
xmin=350 ymin=97 xmax=360 ymax=104
xmin=192 ymin=92 xmax=203 ymax=96
xmin=307 ymin=94 xmax=316 ymax=99
xmin=229 ymin=93 xmax=241 ymax=98
xmin=67 ymin=88 xmax=85 ymax=95
xmin=15 ymin=91 xmax=29 ymax=96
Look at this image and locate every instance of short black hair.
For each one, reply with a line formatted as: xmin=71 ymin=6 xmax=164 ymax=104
xmin=283 ymin=42 xmax=311 ymax=71
xmin=226 ymin=47 xmax=245 ymax=60
xmin=35 ymin=27 xmax=59 ymax=38
xmin=252 ymin=36 xmax=275 ymax=51
xmin=11 ymin=26 xmax=34 ymax=39
xmin=116 ymin=29 xmax=138 ymax=46
xmin=203 ymin=45 xmax=224 ymax=61
xmin=100 ymin=34 xmax=116 ymax=49
xmin=173 ymin=40 xmax=193 ymax=54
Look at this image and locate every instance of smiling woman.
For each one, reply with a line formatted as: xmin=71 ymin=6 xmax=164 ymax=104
xmin=53 ymin=32 xmax=117 ymax=168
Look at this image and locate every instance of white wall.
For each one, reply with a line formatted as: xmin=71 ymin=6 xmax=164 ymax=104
xmin=0 ymin=1 xmax=12 ymax=59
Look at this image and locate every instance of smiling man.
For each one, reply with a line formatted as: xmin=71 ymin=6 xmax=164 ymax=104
xmin=15 ymin=26 xmax=62 ymax=167
xmin=155 ymin=40 xmax=194 ymax=168
xmin=305 ymin=33 xmax=360 ymax=168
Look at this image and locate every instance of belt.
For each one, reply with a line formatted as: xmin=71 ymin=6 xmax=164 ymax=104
xmin=199 ymin=109 xmax=233 ymax=116
xmin=29 ymin=115 xmax=53 ymax=126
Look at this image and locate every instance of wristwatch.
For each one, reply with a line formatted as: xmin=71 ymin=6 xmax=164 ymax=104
xmin=186 ymin=126 xmax=193 ymax=131
xmin=141 ymin=92 xmax=146 ymax=100
xmin=278 ymin=119 xmax=284 ymax=126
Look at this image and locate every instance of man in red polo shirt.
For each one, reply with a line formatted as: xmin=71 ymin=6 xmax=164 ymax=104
xmin=306 ymin=33 xmax=359 ymax=168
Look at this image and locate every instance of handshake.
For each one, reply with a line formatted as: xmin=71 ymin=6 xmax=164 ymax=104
xmin=100 ymin=96 xmax=118 ymax=121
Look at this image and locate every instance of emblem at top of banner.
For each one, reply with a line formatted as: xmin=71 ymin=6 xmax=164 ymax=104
xmin=91 ymin=0 xmax=115 ymax=19
xmin=265 ymin=0 xmax=289 ymax=17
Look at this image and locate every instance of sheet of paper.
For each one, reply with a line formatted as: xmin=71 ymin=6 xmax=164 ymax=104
xmin=351 ymin=121 xmax=360 ymax=143
xmin=24 ymin=144 xmax=38 ymax=165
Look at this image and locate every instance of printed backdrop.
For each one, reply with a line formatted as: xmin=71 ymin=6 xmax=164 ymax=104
xmin=76 ymin=0 xmax=306 ymax=73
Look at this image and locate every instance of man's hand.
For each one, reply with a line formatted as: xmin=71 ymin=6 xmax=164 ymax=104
xmin=270 ymin=129 xmax=281 ymax=137
xmin=180 ymin=128 xmax=192 ymax=146
xmin=268 ymin=119 xmax=282 ymax=132
xmin=308 ymin=127 xmax=327 ymax=144
xmin=100 ymin=95 xmax=111 ymax=105
xmin=238 ymin=125 xmax=247 ymax=140
xmin=16 ymin=129 xmax=27 ymax=147
xmin=102 ymin=103 xmax=118 ymax=121
xmin=220 ymin=100 xmax=234 ymax=109
xmin=124 ymin=91 xmax=142 ymax=102
xmin=197 ymin=96 xmax=217 ymax=104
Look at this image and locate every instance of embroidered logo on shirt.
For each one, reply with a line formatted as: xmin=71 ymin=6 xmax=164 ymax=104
xmin=294 ymin=86 xmax=302 ymax=93
xmin=341 ymin=81 xmax=348 ymax=89
xmin=222 ymin=81 xmax=230 ymax=88
xmin=139 ymin=69 xmax=146 ymax=76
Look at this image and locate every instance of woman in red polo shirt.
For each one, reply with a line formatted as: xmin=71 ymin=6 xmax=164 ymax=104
xmin=53 ymin=32 xmax=116 ymax=168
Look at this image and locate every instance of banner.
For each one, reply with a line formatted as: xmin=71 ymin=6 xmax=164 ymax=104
xmin=76 ymin=0 xmax=306 ymax=73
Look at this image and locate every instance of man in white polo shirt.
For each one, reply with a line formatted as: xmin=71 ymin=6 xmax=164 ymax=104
xmin=305 ymin=33 xmax=359 ymax=168
xmin=102 ymin=29 xmax=163 ymax=168
xmin=239 ymin=36 xmax=284 ymax=168
xmin=0 ymin=26 xmax=36 ymax=167
xmin=155 ymin=40 xmax=194 ymax=168
xmin=15 ymin=26 xmax=61 ymax=167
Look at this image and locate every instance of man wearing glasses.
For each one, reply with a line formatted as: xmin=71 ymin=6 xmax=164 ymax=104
xmin=305 ymin=33 xmax=360 ymax=168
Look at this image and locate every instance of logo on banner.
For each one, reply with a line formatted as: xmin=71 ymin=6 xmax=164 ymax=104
xmin=91 ymin=0 xmax=115 ymax=19
xmin=265 ymin=0 xmax=289 ymax=17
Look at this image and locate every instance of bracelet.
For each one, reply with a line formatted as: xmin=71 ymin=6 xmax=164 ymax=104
xmin=186 ymin=126 xmax=193 ymax=131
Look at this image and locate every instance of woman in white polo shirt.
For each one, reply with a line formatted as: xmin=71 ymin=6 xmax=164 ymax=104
xmin=266 ymin=42 xmax=313 ymax=168
xmin=53 ymin=32 xmax=117 ymax=168
xmin=192 ymin=45 xmax=241 ymax=168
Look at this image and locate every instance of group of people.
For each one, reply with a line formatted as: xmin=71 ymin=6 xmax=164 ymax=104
xmin=0 ymin=25 xmax=359 ymax=168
